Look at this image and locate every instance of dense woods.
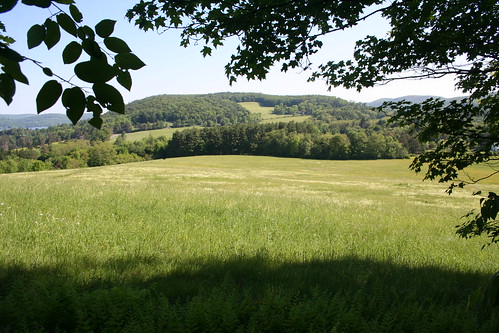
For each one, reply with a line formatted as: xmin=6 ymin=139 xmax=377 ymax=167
xmin=0 ymin=94 xmax=259 ymax=150
xmin=111 ymin=94 xmax=258 ymax=130
xmin=163 ymin=122 xmax=407 ymax=160
xmin=0 ymin=123 xmax=111 ymax=151
xmin=0 ymin=93 xmax=419 ymax=173
xmin=214 ymin=92 xmax=379 ymax=120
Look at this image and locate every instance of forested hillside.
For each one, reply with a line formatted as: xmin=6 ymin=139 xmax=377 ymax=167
xmin=0 ymin=93 xmax=422 ymax=173
xmin=104 ymin=93 xmax=377 ymax=133
xmin=0 ymin=94 xmax=260 ymax=150
xmin=110 ymin=94 xmax=258 ymax=131
xmin=1 ymin=93 xmax=377 ymax=136
xmin=213 ymin=92 xmax=378 ymax=121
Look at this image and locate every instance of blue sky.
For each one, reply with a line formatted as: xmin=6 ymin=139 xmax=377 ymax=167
xmin=1 ymin=1 xmax=464 ymax=115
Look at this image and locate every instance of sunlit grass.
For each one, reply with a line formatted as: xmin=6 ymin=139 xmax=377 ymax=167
xmin=0 ymin=156 xmax=497 ymax=331
xmin=112 ymin=126 xmax=200 ymax=142
xmin=259 ymin=115 xmax=312 ymax=123
xmin=239 ymin=101 xmax=311 ymax=123
xmin=1 ymin=156 xmax=497 ymax=278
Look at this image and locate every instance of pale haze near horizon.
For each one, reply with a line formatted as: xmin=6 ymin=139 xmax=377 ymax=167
xmin=1 ymin=1 xmax=465 ymax=115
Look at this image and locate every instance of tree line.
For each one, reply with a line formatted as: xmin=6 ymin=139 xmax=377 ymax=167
xmin=162 ymin=122 xmax=408 ymax=160
xmin=0 ymin=120 xmax=410 ymax=174
xmin=0 ymin=123 xmax=111 ymax=150
xmin=0 ymin=134 xmax=168 ymax=173
xmin=0 ymin=95 xmax=258 ymax=150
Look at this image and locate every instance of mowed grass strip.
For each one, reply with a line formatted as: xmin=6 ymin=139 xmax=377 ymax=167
xmin=113 ymin=126 xmax=201 ymax=142
xmin=0 ymin=156 xmax=498 ymax=331
xmin=239 ymin=101 xmax=312 ymax=123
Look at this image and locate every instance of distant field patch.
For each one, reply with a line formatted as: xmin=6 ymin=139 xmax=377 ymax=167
xmin=239 ymin=101 xmax=311 ymax=123
xmin=238 ymin=101 xmax=275 ymax=117
xmin=259 ymin=115 xmax=311 ymax=123
xmin=116 ymin=126 xmax=200 ymax=142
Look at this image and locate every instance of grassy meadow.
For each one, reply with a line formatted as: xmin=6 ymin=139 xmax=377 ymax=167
xmin=239 ymin=101 xmax=312 ymax=123
xmin=113 ymin=126 xmax=200 ymax=142
xmin=0 ymin=156 xmax=498 ymax=331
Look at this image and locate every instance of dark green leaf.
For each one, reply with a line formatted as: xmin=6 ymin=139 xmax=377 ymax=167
xmin=115 ymin=53 xmax=145 ymax=70
xmin=53 ymin=0 xmax=74 ymax=4
xmin=56 ymin=13 xmax=77 ymax=37
xmin=0 ymin=45 xmax=24 ymax=62
xmin=81 ymin=39 xmax=103 ymax=59
xmin=44 ymin=19 xmax=60 ymax=50
xmin=42 ymin=67 xmax=53 ymax=76
xmin=22 ymin=0 xmax=51 ymax=8
xmin=36 ymin=80 xmax=62 ymax=113
xmin=0 ymin=35 xmax=16 ymax=45
xmin=77 ymin=28 xmax=86 ymax=40
xmin=104 ymin=37 xmax=131 ymax=53
xmin=88 ymin=115 xmax=103 ymax=129
xmin=0 ymin=73 xmax=15 ymax=105
xmin=95 ymin=19 xmax=116 ymax=38
xmin=0 ymin=0 xmax=18 ymax=14
xmin=86 ymin=96 xmax=103 ymax=129
xmin=74 ymin=60 xmax=116 ymax=83
xmin=117 ymin=70 xmax=132 ymax=90
xmin=62 ymin=87 xmax=86 ymax=124
xmin=69 ymin=4 xmax=83 ymax=23
xmin=86 ymin=96 xmax=103 ymax=116
xmin=81 ymin=26 xmax=95 ymax=40
xmin=202 ymin=46 xmax=212 ymax=57
xmin=93 ymin=83 xmax=125 ymax=113
xmin=1 ymin=57 xmax=29 ymax=84
xmin=62 ymin=41 xmax=82 ymax=64
xmin=27 ymin=24 xmax=45 ymax=49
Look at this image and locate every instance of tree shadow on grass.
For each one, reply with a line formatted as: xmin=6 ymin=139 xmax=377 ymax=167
xmin=0 ymin=254 xmax=497 ymax=332
xmin=137 ymin=254 xmax=485 ymax=302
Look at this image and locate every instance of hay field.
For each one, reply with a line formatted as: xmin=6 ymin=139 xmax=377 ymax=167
xmin=0 ymin=156 xmax=497 ymax=331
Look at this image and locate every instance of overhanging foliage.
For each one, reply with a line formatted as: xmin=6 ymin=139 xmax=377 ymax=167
xmin=127 ymin=0 xmax=499 ymax=245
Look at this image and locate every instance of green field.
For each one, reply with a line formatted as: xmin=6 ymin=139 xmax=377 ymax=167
xmin=239 ymin=101 xmax=312 ymax=123
xmin=113 ymin=126 xmax=200 ymax=142
xmin=0 ymin=156 xmax=498 ymax=331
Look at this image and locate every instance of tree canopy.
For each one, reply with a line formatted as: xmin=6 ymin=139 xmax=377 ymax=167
xmin=0 ymin=0 xmax=144 ymax=128
xmin=127 ymin=0 xmax=499 ymax=244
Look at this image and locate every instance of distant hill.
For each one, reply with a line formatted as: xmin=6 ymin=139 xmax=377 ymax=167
xmin=0 ymin=113 xmax=91 ymax=130
xmin=209 ymin=92 xmax=378 ymax=120
xmin=1 ymin=94 xmax=467 ymax=131
xmin=366 ymin=95 xmax=467 ymax=108
xmin=109 ymin=94 xmax=256 ymax=131
xmin=104 ymin=93 xmax=376 ymax=133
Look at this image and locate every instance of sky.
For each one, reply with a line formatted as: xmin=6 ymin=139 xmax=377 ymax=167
xmin=1 ymin=1 xmax=465 ymax=115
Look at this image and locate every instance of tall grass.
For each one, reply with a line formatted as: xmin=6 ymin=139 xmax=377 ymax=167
xmin=0 ymin=156 xmax=497 ymax=331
